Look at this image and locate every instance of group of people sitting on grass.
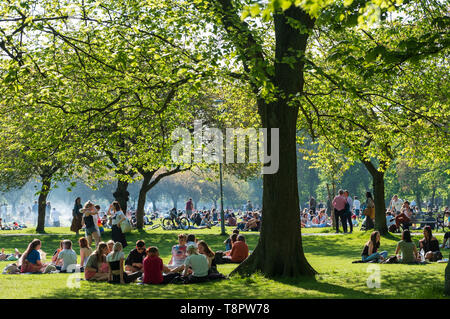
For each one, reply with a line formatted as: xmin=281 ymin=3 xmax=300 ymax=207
xmin=359 ymin=226 xmax=450 ymax=264
xmin=2 ymin=232 xmax=250 ymax=284
xmin=301 ymin=208 xmax=332 ymax=228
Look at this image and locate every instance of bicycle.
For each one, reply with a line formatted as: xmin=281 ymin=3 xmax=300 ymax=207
xmin=161 ymin=209 xmax=190 ymax=230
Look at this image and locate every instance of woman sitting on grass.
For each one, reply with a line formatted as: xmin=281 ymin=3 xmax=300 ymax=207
xmin=79 ymin=237 xmax=93 ymax=272
xmin=19 ymin=239 xmax=54 ymax=273
xmin=51 ymin=240 xmax=64 ymax=268
xmin=394 ymin=230 xmax=420 ymax=263
xmin=182 ymin=245 xmax=210 ymax=284
xmin=198 ymin=240 xmax=217 ymax=274
xmin=84 ymin=242 xmax=109 ymax=281
xmin=361 ymin=231 xmax=388 ymax=263
xmin=419 ymin=225 xmax=443 ymax=262
xmin=106 ymin=242 xmax=142 ymax=284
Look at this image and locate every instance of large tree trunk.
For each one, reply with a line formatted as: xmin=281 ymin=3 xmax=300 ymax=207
xmin=415 ymin=190 xmax=422 ymax=212
xmin=431 ymin=185 xmax=436 ymax=209
xmin=373 ymin=171 xmax=388 ymax=234
xmin=36 ymin=176 xmax=51 ymax=233
xmin=136 ymin=174 xmax=152 ymax=230
xmin=326 ymin=183 xmax=335 ymax=228
xmin=214 ymin=2 xmax=315 ymax=277
xmin=113 ymin=179 xmax=130 ymax=214
xmin=362 ymin=160 xmax=388 ymax=235
xmin=232 ymin=96 xmax=316 ymax=277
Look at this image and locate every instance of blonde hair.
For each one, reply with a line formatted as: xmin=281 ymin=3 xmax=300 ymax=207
xmin=187 ymin=245 xmax=198 ymax=255
xmin=112 ymin=242 xmax=123 ymax=260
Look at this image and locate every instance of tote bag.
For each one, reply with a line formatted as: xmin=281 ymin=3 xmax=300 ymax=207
xmin=120 ymin=217 xmax=132 ymax=233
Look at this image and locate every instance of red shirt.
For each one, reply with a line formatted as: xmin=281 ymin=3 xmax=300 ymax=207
xmin=231 ymin=241 xmax=249 ymax=262
xmin=143 ymin=256 xmax=163 ymax=284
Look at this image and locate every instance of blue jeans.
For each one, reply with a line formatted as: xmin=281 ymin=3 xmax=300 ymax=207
xmin=362 ymin=251 xmax=388 ymax=262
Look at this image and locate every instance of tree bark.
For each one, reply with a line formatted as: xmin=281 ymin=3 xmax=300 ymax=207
xmin=113 ymin=179 xmax=129 ymax=214
xmin=136 ymin=176 xmax=151 ymax=229
xmin=213 ymin=1 xmax=316 ymax=277
xmin=36 ymin=176 xmax=52 ymax=233
xmin=362 ymin=160 xmax=388 ymax=235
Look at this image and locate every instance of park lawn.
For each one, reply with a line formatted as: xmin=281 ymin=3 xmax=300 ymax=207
xmin=0 ymin=226 xmax=448 ymax=299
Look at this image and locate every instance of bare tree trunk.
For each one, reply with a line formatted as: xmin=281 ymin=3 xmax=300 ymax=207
xmin=36 ymin=176 xmax=52 ymax=233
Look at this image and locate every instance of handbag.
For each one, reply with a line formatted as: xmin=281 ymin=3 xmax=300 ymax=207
xmin=120 ymin=217 xmax=132 ymax=233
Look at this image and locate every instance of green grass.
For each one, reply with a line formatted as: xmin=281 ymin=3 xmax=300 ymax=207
xmin=0 ymin=225 xmax=448 ymax=299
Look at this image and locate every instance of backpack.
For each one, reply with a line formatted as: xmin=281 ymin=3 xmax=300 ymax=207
xmin=214 ymin=251 xmax=224 ymax=264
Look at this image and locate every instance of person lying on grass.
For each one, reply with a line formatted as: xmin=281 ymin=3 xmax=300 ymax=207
xmin=19 ymin=239 xmax=54 ymax=273
xmin=142 ymin=246 xmax=178 ymax=285
xmin=394 ymin=230 xmax=421 ymax=263
xmin=55 ymin=240 xmax=77 ymax=273
xmin=107 ymin=242 xmax=142 ymax=284
xmin=84 ymin=242 xmax=109 ymax=281
xmin=182 ymin=245 xmax=209 ymax=284
xmin=0 ymin=248 xmax=21 ymax=261
xmin=361 ymin=231 xmax=388 ymax=263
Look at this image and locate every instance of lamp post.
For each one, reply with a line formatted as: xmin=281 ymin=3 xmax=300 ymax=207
xmin=213 ymin=99 xmax=227 ymax=236
xmin=219 ymin=162 xmax=226 ymax=235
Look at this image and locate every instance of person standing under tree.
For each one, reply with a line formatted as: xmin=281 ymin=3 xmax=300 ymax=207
xmin=332 ymin=190 xmax=347 ymax=233
xmin=81 ymin=201 xmax=101 ymax=247
xmin=70 ymin=197 xmax=83 ymax=235
xmin=185 ymin=198 xmax=194 ymax=219
xmin=108 ymin=201 xmax=128 ymax=249
xmin=344 ymin=190 xmax=353 ymax=234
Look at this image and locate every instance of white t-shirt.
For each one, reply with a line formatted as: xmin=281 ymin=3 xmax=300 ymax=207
xmin=391 ymin=199 xmax=404 ymax=212
xmin=112 ymin=211 xmax=125 ymax=225
xmin=353 ymin=199 xmax=361 ymax=210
